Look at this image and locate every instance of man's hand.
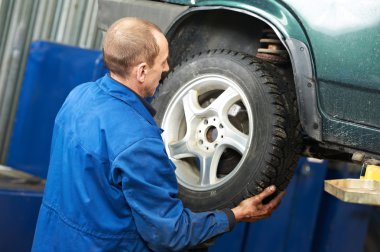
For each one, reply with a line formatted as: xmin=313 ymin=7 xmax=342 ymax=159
xmin=231 ymin=185 xmax=285 ymax=222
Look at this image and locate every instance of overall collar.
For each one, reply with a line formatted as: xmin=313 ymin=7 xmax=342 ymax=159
xmin=98 ymin=74 xmax=157 ymax=125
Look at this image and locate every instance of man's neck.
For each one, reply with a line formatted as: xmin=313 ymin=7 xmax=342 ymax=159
xmin=110 ymin=72 xmax=145 ymax=98
xmin=108 ymin=73 xmax=157 ymax=117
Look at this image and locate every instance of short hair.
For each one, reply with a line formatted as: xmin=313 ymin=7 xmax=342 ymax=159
xmin=103 ymin=17 xmax=162 ymax=78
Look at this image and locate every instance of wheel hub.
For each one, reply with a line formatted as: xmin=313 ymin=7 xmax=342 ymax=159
xmin=196 ymin=117 xmax=224 ymax=152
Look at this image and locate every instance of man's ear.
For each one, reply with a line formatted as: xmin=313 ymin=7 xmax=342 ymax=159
xmin=136 ymin=62 xmax=148 ymax=83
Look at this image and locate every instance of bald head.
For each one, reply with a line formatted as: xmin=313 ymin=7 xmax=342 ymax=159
xmin=103 ymin=17 xmax=162 ymax=78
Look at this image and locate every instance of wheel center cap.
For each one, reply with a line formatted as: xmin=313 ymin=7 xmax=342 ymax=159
xmin=206 ymin=126 xmax=218 ymax=143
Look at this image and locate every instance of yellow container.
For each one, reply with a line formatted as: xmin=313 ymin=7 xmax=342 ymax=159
xmin=361 ymin=165 xmax=380 ymax=182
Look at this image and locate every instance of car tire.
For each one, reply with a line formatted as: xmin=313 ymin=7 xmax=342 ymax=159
xmin=153 ymin=49 xmax=302 ymax=211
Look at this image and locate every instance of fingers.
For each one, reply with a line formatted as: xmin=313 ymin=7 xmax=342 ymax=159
xmin=254 ymin=185 xmax=276 ymax=203
xmin=266 ymin=191 xmax=285 ymax=210
xmin=268 ymin=192 xmax=285 ymax=208
xmin=275 ymin=191 xmax=286 ymax=201
xmin=247 ymin=191 xmax=284 ymax=221
xmin=233 ymin=186 xmax=285 ymax=223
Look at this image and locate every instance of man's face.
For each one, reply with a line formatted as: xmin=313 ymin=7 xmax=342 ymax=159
xmin=143 ymin=31 xmax=170 ymax=97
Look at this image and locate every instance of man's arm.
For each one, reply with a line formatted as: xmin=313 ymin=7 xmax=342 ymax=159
xmin=111 ymin=137 xmax=284 ymax=251
xmin=112 ymin=137 xmax=231 ymax=251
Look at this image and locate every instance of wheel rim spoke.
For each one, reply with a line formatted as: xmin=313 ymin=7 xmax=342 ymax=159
xmin=182 ymin=89 xmax=202 ymax=125
xmin=220 ymin=122 xmax=249 ymax=154
xmin=198 ymin=146 xmax=224 ymax=186
xmin=168 ymin=138 xmax=195 ymax=159
xmin=207 ymin=87 xmax=240 ymax=117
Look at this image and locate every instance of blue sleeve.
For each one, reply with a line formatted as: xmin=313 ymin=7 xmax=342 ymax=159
xmin=112 ymin=137 xmax=230 ymax=251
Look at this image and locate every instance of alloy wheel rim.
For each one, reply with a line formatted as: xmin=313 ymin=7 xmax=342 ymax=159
xmin=161 ymin=74 xmax=254 ymax=191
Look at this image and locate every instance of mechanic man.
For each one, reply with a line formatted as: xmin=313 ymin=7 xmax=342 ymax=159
xmin=32 ymin=17 xmax=284 ymax=251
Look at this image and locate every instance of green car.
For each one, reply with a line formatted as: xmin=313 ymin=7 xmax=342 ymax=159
xmin=98 ymin=0 xmax=380 ymax=211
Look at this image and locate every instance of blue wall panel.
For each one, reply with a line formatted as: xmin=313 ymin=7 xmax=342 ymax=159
xmin=0 ymin=190 xmax=43 ymax=252
xmin=6 ymin=41 xmax=106 ymax=178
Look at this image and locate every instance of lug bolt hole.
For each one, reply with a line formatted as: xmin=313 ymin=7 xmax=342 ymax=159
xmin=199 ymin=140 xmax=203 ymax=145
xmin=204 ymin=119 xmax=208 ymax=125
xmin=219 ymin=124 xmax=223 ymax=129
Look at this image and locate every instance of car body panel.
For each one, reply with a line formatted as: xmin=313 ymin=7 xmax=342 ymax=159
xmin=282 ymin=0 xmax=380 ymax=154
xmin=97 ymin=0 xmax=189 ymax=32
